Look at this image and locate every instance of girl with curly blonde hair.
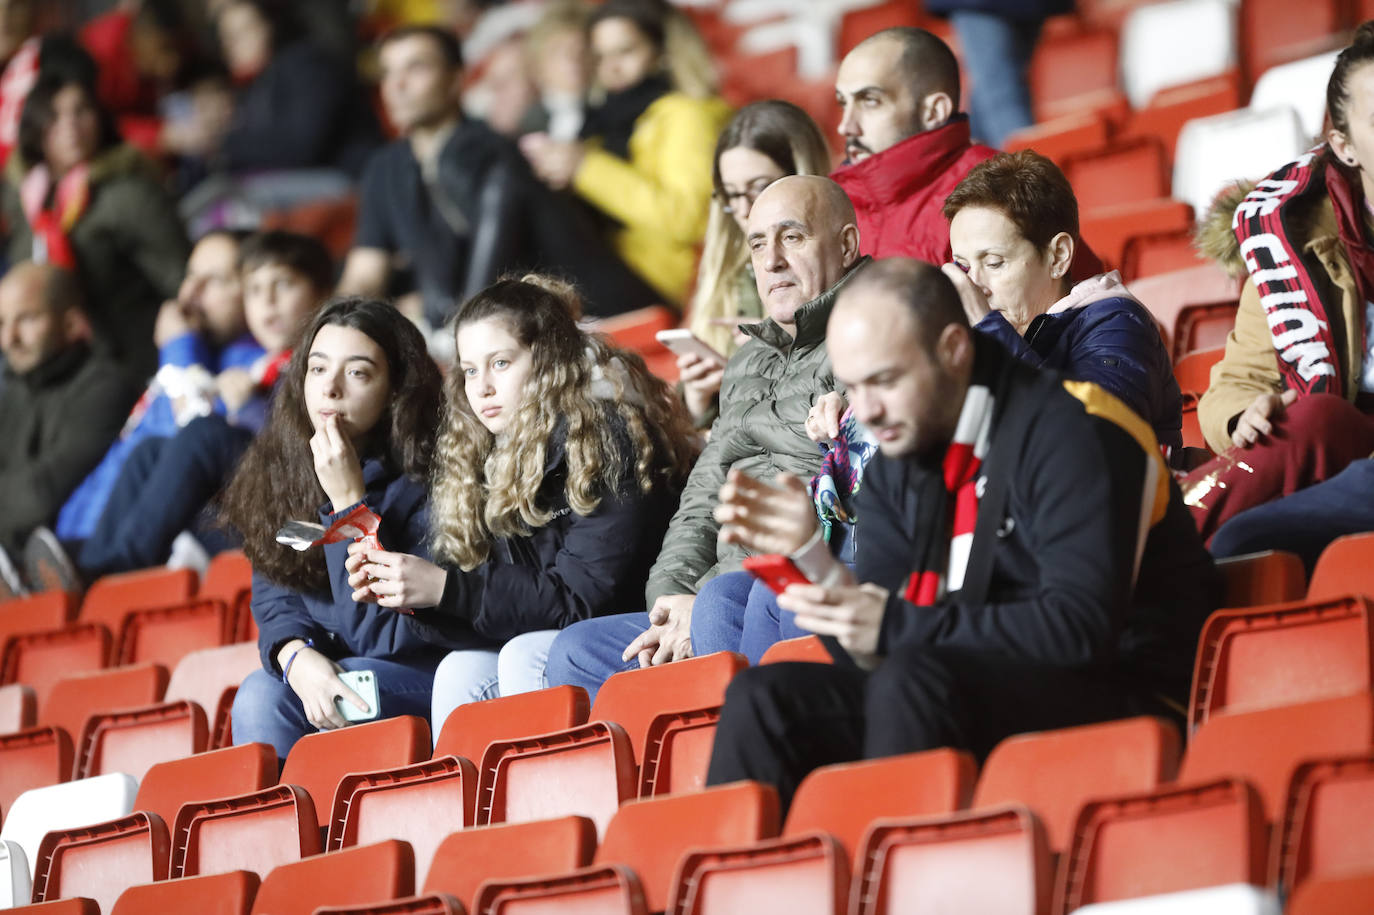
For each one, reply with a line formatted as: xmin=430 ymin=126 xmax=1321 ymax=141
xmin=345 ymin=275 xmax=698 ymax=737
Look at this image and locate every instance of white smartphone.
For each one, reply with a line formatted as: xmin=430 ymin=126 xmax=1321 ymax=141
xmin=335 ymin=669 xmax=380 ymax=724
xmin=655 ymin=329 xmax=725 ymax=364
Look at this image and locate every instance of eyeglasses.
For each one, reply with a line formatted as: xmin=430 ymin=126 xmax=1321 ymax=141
xmin=715 ymin=177 xmax=778 ymax=215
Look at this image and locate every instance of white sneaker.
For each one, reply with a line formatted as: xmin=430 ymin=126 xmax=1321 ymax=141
xmin=167 ymin=530 xmax=211 ymax=575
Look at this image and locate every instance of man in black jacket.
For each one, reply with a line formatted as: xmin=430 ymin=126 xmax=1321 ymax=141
xmin=706 ymin=258 xmax=1220 ymax=810
xmin=0 ymin=262 xmax=137 ymax=590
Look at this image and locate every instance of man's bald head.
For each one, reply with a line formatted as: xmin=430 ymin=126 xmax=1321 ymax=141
xmin=746 ymin=176 xmax=861 ymax=331
xmin=836 ymin=27 xmax=960 ymax=162
xmin=0 ymin=262 xmax=84 ymax=375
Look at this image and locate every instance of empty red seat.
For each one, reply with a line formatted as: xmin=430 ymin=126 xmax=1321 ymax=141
xmin=1003 ymin=111 xmax=1111 ymax=166
xmin=314 ymin=895 xmax=465 ymax=915
xmin=852 ymin=806 xmax=1052 ymax=915
xmin=1216 ymin=550 xmax=1307 ymax=608
xmin=249 ymin=840 xmax=414 ymax=915
xmin=79 ymin=567 xmax=197 ymax=634
xmin=1064 ymin=140 xmax=1169 ymax=210
xmin=280 ymin=715 xmax=430 ymax=830
xmin=1286 ymin=869 xmax=1374 ymax=915
xmin=1239 ymin=0 xmax=1344 ymax=83
xmin=136 ymin=741 xmax=276 ymax=830
xmin=668 ymin=832 xmax=847 ymax=915
xmin=5 ymin=899 xmax=99 ymax=914
xmin=30 ymin=812 xmax=170 ymax=911
xmin=432 ymin=685 xmax=589 ymax=766
xmin=73 ymin=699 xmax=209 ymax=780
xmin=1028 ymin=28 xmax=1125 ymax=124
xmin=2 ymin=624 xmax=112 ymax=709
xmin=1308 ymin=531 xmax=1374 ymax=601
xmin=1123 ymin=229 xmax=1205 ymax=281
xmin=1119 ymin=72 xmax=1243 ymax=166
xmin=784 ymin=748 xmax=976 ymax=864
xmin=327 ymin=756 xmax=478 ymax=886
xmin=41 ymin=662 xmax=168 ymax=747
xmin=111 ymin=869 xmax=260 ymax=915
xmin=1080 ymin=199 xmax=1193 ymax=271
xmin=1126 ymin=263 xmax=1240 ymax=354
xmin=637 ymin=706 xmax=722 ymax=797
xmin=424 ymin=815 xmax=595 ymax=912
xmin=1172 ymin=346 xmax=1224 ymax=399
xmin=1272 ymin=751 xmax=1374 ymax=892
xmin=1054 ymin=779 xmax=1267 ymax=913
xmin=0 ymin=727 xmax=73 ymax=815
xmin=593 ymin=306 xmax=677 ymax=358
xmin=201 ymin=551 xmax=252 ymax=608
xmin=1178 ymin=693 xmax=1374 ymax=823
xmin=758 ymin=636 xmax=832 ymax=666
xmin=472 ymin=864 xmax=647 ymax=915
xmin=592 ymin=781 xmax=779 ymax=913
xmin=0 ymin=683 xmax=35 ymax=733
xmin=116 ymin=599 xmax=233 ymax=669
xmin=171 ymin=784 xmax=321 ymax=879
xmin=972 ymin=717 xmax=1181 ymax=854
xmin=0 ymin=591 xmax=76 ymax=649
xmin=164 ymin=642 xmax=260 ymax=749
xmin=1188 ymin=596 xmax=1373 ymax=729
xmin=1172 ymin=301 xmax=1238 ymax=361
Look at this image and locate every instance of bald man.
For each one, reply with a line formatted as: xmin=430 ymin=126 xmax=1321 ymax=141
xmin=0 ymin=262 xmax=137 ymax=590
xmin=543 ymin=177 xmax=870 ymax=700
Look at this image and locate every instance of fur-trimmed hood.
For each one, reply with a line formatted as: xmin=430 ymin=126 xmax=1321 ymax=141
xmin=1194 ymin=180 xmax=1256 ymax=278
xmin=4 ymin=141 xmax=158 ymax=188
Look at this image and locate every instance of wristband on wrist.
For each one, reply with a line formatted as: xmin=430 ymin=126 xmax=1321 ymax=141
xmin=281 ymin=638 xmax=314 ymax=684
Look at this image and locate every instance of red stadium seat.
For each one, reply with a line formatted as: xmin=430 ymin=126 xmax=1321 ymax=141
xmin=668 ymin=832 xmax=847 ymax=915
xmin=1119 ymin=72 xmax=1243 ymax=167
xmin=1172 ymin=346 xmax=1224 ymax=399
xmin=260 ymin=195 xmax=358 ymax=264
xmin=1063 ymin=140 xmax=1169 ymax=210
xmin=201 ymin=551 xmax=252 ymax=608
xmin=136 ymin=741 xmax=276 ymax=830
xmin=758 ymin=635 xmax=832 ymax=665
xmin=471 ymin=864 xmax=648 ymax=915
xmin=1178 ymin=693 xmax=1374 ymax=822
xmin=1123 ymin=229 xmax=1206 ymax=282
xmin=1273 ymin=751 xmax=1374 ymax=893
xmin=0 ymin=683 xmax=35 ymax=733
xmin=1216 ymin=550 xmax=1307 ymax=608
xmin=314 ymin=895 xmax=466 ymax=915
xmin=424 ymin=815 xmax=595 ymax=912
xmin=172 ymin=784 xmax=321 ymax=879
xmin=327 ymin=756 xmax=478 ymax=886
xmin=110 ymin=869 xmax=260 ymax=915
xmin=4 ymin=899 xmax=99 ymax=914
xmin=249 ymin=840 xmax=414 ymax=915
xmin=1285 ymin=869 xmax=1374 ymax=915
xmin=1 ymin=623 xmax=112 ymax=709
xmin=1173 ymin=301 xmax=1238 ymax=361
xmin=1239 ymin=0 xmax=1345 ymax=83
xmin=30 ymin=812 xmax=170 ymax=911
xmin=1080 ymin=199 xmax=1193 ymax=271
xmin=40 ymin=662 xmax=168 ymax=748
xmin=593 ymin=781 xmax=779 ymax=912
xmin=78 ymin=567 xmax=197 ymax=634
xmin=72 ymin=699 xmax=208 ymax=781
xmin=972 ymin=717 xmax=1181 ymax=854
xmin=1054 ymin=779 xmax=1267 ymax=913
xmin=0 ymin=591 xmax=76 ymax=649
xmin=1028 ymin=28 xmax=1127 ymax=125
xmin=1180 ymin=401 xmax=1207 ymax=452
xmin=637 ymin=706 xmax=721 ymax=797
xmin=784 ymin=748 xmax=977 ymax=864
xmin=0 ymin=727 xmax=73 ymax=817
xmin=1308 ymin=532 xmax=1374 ymax=601
xmin=1129 ymin=263 xmax=1241 ymax=355
xmin=1003 ymin=111 xmax=1111 ymax=166
xmin=432 ymin=685 xmax=589 ymax=766
xmin=165 ymin=642 xmax=260 ymax=749
xmin=116 ymin=598 xmax=233 ymax=669
xmin=1188 ymin=596 xmax=1373 ymax=729
xmin=852 ymin=806 xmax=1052 ymax=915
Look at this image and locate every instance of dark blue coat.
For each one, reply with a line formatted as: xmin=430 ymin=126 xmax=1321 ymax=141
xmin=251 ymin=457 xmax=446 ymax=675
xmin=975 ymin=296 xmax=1183 ymax=453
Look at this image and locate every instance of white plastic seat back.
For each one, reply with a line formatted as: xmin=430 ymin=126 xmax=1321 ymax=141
xmin=0 ymin=773 xmax=138 ymax=880
xmin=1073 ymin=883 xmax=1281 ymax=914
xmin=1121 ymin=0 xmax=1238 ymax=108
xmin=1172 ymin=105 xmax=1308 ymax=217
xmin=1250 ymin=50 xmax=1341 ymax=141
xmin=0 ymin=838 xmax=31 ymax=907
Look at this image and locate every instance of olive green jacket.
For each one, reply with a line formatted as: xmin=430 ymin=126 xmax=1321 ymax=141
xmin=645 ymin=257 xmax=871 ymax=605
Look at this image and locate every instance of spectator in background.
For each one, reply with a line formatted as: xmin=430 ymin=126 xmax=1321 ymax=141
xmin=925 ymin=0 xmax=1071 ymax=147
xmin=941 ymin=151 xmax=1183 ymax=454
xmin=2 ymin=70 xmax=189 ymax=381
xmin=340 ymin=276 xmax=696 ymax=733
xmin=223 ymin=298 xmax=448 ymax=763
xmin=24 ymin=231 xmax=333 ymax=592
xmin=681 ymin=100 xmax=832 ymax=428
xmin=467 ymin=36 xmax=540 ymax=138
xmin=0 ymin=262 xmax=137 ymax=597
xmin=0 ymin=0 xmax=38 ymax=166
xmin=523 ymin=0 xmax=591 ymax=142
xmin=520 ymin=0 xmax=731 ymax=309
xmin=54 ymin=229 xmax=260 ymax=548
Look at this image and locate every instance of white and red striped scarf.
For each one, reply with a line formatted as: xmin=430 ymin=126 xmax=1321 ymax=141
xmin=902 ymin=384 xmax=995 ymax=605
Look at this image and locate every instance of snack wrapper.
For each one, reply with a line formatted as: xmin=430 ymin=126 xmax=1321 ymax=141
xmin=275 ymin=504 xmax=383 ymax=551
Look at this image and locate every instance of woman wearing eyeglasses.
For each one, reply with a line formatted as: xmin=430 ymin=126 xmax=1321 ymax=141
xmin=680 ymin=101 xmax=833 ymax=426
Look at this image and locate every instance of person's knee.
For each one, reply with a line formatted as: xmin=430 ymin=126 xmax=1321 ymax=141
xmin=498 ymin=630 xmax=557 ymax=695
xmin=432 ymin=650 xmax=500 ymax=706
xmin=230 ymin=670 xmax=285 ymax=741
xmin=719 ymin=663 xmax=802 ymax=719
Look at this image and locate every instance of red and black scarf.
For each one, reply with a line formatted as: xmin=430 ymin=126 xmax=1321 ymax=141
xmin=1231 ymin=147 xmax=1374 ymax=397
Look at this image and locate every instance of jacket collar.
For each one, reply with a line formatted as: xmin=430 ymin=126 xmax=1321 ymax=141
xmin=744 ymin=256 xmax=873 ymax=352
xmin=8 ymin=340 xmax=91 ymax=390
xmin=830 ymin=117 xmax=973 ymax=207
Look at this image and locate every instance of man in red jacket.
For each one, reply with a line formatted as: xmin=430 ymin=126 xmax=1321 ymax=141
xmin=831 ymin=27 xmax=997 ymax=266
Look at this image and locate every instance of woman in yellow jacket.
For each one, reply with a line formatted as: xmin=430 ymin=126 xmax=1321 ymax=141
xmin=520 ymin=0 xmax=730 ymax=309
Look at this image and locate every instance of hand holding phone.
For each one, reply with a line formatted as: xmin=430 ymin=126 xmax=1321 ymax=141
xmin=335 ymin=669 xmax=379 ymax=724
xmin=742 ymin=554 xmax=811 ymax=595
xmin=655 ymin=329 xmax=725 ymax=364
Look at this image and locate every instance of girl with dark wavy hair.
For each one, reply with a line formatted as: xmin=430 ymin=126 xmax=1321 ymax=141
xmin=222 ymin=296 xmax=456 ymax=762
xmin=343 ymin=274 xmax=698 ymax=740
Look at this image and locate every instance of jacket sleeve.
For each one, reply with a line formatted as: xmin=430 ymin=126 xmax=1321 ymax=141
xmin=974 ymin=312 xmax=1036 ymax=360
xmin=644 ymin=424 xmax=731 ymax=605
xmin=1197 ymin=279 xmax=1280 ymax=453
xmin=106 ymin=175 xmax=189 ymax=300
xmin=1056 ymin=301 xmax=1172 ymax=429
xmin=435 ymin=478 xmax=668 ymax=641
xmin=572 ymin=97 xmax=723 ymax=244
xmin=864 ymin=407 xmax=1148 ymax=667
xmin=251 ymin=568 xmax=330 ymax=674
xmin=461 ymin=157 xmax=529 ymax=299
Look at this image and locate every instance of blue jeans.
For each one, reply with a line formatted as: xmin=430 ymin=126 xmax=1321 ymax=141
xmin=232 ymin=654 xmax=441 ymax=764
xmin=545 ymin=613 xmax=650 ymax=705
xmin=1210 ymin=458 xmax=1374 ymax=571
xmin=948 ymin=10 xmax=1041 ymax=148
xmin=430 ymin=629 xmax=560 ymax=745
xmin=692 ymin=571 xmax=809 ymax=665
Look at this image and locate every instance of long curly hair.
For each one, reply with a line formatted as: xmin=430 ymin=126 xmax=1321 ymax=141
xmin=429 ymin=276 xmax=698 ymax=570
xmin=219 ymin=297 xmax=443 ymax=594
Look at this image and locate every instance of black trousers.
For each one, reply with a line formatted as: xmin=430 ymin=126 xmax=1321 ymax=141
xmin=706 ymin=643 xmax=1176 ymax=813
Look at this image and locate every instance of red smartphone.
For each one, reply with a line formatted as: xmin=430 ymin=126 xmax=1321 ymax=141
xmin=742 ymin=554 xmax=811 ymax=595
